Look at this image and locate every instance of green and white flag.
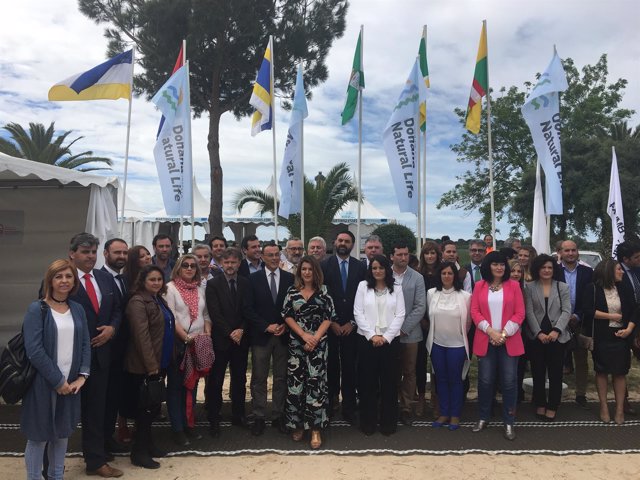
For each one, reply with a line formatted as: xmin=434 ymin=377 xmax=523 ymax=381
xmin=341 ymin=31 xmax=364 ymax=125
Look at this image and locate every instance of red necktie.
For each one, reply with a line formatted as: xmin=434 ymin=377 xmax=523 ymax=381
xmin=83 ymin=273 xmax=99 ymax=314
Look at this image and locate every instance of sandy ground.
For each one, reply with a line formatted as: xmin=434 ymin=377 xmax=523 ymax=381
xmin=2 ymin=453 xmax=640 ymax=479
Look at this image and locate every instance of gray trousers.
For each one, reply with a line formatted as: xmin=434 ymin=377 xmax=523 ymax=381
xmin=251 ymin=335 xmax=288 ymax=419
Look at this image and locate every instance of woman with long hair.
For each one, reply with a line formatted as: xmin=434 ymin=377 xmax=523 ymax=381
xmin=282 ymin=255 xmax=335 ymax=449
xmin=354 ymin=255 xmax=405 ymax=436
xmin=470 ymin=251 xmax=525 ymax=440
xmin=21 ymin=259 xmax=91 ymax=480
xmin=123 ymin=264 xmax=175 ymax=469
xmin=165 ymin=254 xmax=211 ymax=446
xmin=425 ymin=261 xmax=472 ymax=431
xmin=123 ymin=245 xmax=152 ymax=289
xmin=518 ymin=245 xmax=538 ymax=282
xmin=583 ymin=258 xmax=636 ymax=424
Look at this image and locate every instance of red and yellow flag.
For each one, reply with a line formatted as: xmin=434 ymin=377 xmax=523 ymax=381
xmin=465 ymin=22 xmax=488 ymax=134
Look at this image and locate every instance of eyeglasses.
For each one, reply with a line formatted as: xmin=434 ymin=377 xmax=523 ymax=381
xmin=181 ymin=263 xmax=197 ymax=269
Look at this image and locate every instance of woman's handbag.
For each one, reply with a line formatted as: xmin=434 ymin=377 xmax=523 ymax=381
xmin=139 ymin=375 xmax=166 ymax=409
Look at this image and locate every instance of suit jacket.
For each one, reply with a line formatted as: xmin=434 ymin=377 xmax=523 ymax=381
xmin=396 ymin=267 xmax=427 ymax=343
xmin=321 ymin=255 xmax=366 ymax=326
xmin=238 ymin=259 xmax=264 ymax=278
xmin=248 ymin=268 xmax=294 ymax=346
xmin=100 ymin=266 xmax=129 ymax=360
xmin=466 ymin=263 xmax=482 ymax=291
xmin=205 ymin=274 xmax=252 ymax=351
xmin=353 ymin=281 xmax=405 ymax=343
xmin=470 ymin=279 xmax=525 ymax=357
xmin=620 ymin=264 xmax=640 ymax=306
xmin=524 ymin=280 xmax=572 ymax=343
xmin=69 ymin=268 xmax=122 ymax=371
xmin=554 ymin=263 xmax=593 ymax=320
xmin=581 ymin=281 xmax=637 ymax=337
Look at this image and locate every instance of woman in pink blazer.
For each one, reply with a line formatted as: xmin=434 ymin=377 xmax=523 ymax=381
xmin=470 ymin=251 xmax=525 ymax=440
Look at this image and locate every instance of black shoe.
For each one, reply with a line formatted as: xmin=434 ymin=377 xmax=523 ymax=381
xmin=575 ymin=395 xmax=589 ymax=410
xmin=184 ymin=427 xmax=203 ymax=440
xmin=172 ymin=431 xmax=190 ymax=447
xmin=105 ymin=437 xmax=130 ymax=454
xmin=400 ymin=411 xmax=413 ymax=427
xmin=148 ymin=445 xmax=167 ymax=458
xmin=271 ymin=417 xmax=288 ymax=434
xmin=131 ymin=453 xmax=160 ymax=469
xmin=232 ymin=415 xmax=248 ymax=427
xmin=209 ymin=422 xmax=220 ymax=438
xmin=251 ymin=418 xmax=265 ymax=436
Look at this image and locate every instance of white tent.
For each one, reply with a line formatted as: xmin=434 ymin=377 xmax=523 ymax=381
xmin=0 ymin=153 xmax=118 ymax=343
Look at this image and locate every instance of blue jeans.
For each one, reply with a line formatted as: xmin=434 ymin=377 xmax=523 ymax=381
xmin=477 ymin=344 xmax=519 ymax=425
xmin=430 ymin=343 xmax=466 ymax=418
xmin=167 ymin=360 xmax=197 ymax=432
xmin=25 ymin=438 xmax=68 ymax=480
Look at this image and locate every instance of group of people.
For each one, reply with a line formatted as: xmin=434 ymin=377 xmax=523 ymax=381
xmin=20 ymin=229 xmax=640 ymax=478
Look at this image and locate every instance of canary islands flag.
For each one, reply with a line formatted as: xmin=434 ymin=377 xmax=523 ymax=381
xmin=48 ymin=50 xmax=133 ymax=101
xmin=250 ymin=40 xmax=273 ymax=136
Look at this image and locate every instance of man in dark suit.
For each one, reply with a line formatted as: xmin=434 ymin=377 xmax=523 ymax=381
xmin=205 ymin=247 xmax=253 ymax=437
xmin=247 ymin=243 xmax=294 ymax=435
xmin=362 ymin=234 xmax=383 ymax=269
xmin=616 ymin=240 xmax=640 ymax=305
xmin=466 ymin=239 xmax=486 ymax=291
xmin=68 ymin=233 xmax=123 ymax=478
xmin=238 ymin=234 xmax=264 ymax=278
xmin=554 ymin=239 xmax=593 ymax=409
xmin=321 ymin=230 xmax=366 ymax=424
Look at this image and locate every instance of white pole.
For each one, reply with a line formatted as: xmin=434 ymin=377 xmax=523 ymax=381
xmin=300 ymin=64 xmax=305 ymax=248
xmin=270 ymin=35 xmax=279 ymax=242
xmin=484 ymin=20 xmax=496 ymax=249
xmin=416 ymin=72 xmax=421 ymax=254
xmin=356 ymin=24 xmax=364 ymax=257
xmin=183 ymin=40 xmax=195 ymax=246
xmin=422 ymin=127 xmax=427 ymax=242
xmin=119 ymin=47 xmax=135 ymax=236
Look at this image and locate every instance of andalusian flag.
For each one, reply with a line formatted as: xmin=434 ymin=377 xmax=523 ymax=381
xmin=418 ymin=26 xmax=430 ymax=132
xmin=465 ymin=22 xmax=488 ymax=134
xmin=341 ymin=30 xmax=364 ymax=125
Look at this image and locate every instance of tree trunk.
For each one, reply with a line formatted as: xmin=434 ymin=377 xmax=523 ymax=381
xmin=207 ymin=109 xmax=223 ymax=237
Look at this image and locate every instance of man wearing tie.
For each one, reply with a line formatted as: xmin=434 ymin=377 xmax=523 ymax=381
xmin=321 ymin=230 xmax=366 ymax=424
xmin=466 ymin=239 xmax=486 ymax=291
xmin=248 ymin=243 xmax=294 ymax=435
xmin=68 ymin=233 xmax=123 ymax=478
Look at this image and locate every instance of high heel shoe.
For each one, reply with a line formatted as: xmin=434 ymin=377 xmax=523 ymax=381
xmin=503 ymin=424 xmax=516 ymax=441
xmin=448 ymin=417 xmax=460 ymax=431
xmin=310 ymin=430 xmax=322 ymax=449
xmin=431 ymin=416 xmax=450 ymax=428
xmin=291 ymin=429 xmax=304 ymax=442
xmin=472 ymin=420 xmax=488 ymax=432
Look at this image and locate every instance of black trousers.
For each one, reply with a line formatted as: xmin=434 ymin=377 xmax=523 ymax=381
xmin=528 ymin=338 xmax=567 ymax=410
xmin=124 ymin=373 xmax=161 ymax=457
xmin=81 ymin=364 xmax=109 ymax=470
xmin=356 ymin=335 xmax=399 ymax=434
xmin=328 ymin=329 xmax=358 ymax=415
xmin=206 ymin=343 xmax=249 ymax=423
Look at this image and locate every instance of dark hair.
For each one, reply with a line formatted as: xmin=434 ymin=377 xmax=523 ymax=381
xmin=104 ymin=237 xmax=127 ymax=252
xmin=208 ymin=235 xmax=228 ymax=249
xmin=409 ymin=254 xmax=419 ymax=270
xmin=123 ymin=245 xmax=150 ymax=286
xmin=69 ymin=232 xmax=99 ymax=252
xmin=152 ymin=233 xmax=173 ymax=247
xmin=131 ymin=264 xmax=167 ymax=296
xmin=480 ymin=251 xmax=511 ymax=282
xmin=435 ymin=261 xmax=463 ymax=291
xmin=365 ymin=255 xmax=395 ymax=293
xmin=221 ymin=247 xmax=243 ymax=261
xmin=262 ymin=241 xmax=281 ymax=253
xmin=530 ymin=254 xmax=555 ymax=281
xmin=593 ymin=258 xmax=619 ymax=289
xmin=499 ymin=247 xmax=517 ymax=260
xmin=391 ymin=242 xmax=410 ymax=256
xmin=335 ymin=230 xmax=355 ymax=244
xmin=469 ymin=239 xmax=486 ymax=249
xmin=441 ymin=239 xmax=456 ymax=251
xmin=241 ymin=234 xmax=259 ymax=250
xmin=419 ymin=241 xmax=442 ymax=276
xmin=43 ymin=259 xmax=80 ymax=298
xmin=294 ymin=255 xmax=324 ymax=291
xmin=616 ymin=240 xmax=640 ymax=264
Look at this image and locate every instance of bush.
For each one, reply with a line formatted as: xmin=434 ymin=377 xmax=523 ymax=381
xmin=371 ymin=223 xmax=416 ymax=255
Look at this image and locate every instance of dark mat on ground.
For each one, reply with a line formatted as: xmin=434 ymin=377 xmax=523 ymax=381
xmin=1 ymin=401 xmax=639 ymax=456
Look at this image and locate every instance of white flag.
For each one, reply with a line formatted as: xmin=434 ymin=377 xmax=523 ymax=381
xmin=152 ymin=64 xmax=193 ymax=216
xmin=531 ymin=161 xmax=550 ymax=254
xmin=521 ymin=52 xmax=568 ymax=215
xmin=607 ymin=146 xmax=625 ymax=258
xmin=278 ymin=65 xmax=308 ymax=218
xmin=382 ymin=60 xmax=421 ymax=214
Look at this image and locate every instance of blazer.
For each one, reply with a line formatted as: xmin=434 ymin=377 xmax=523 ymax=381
xmin=69 ymin=267 xmax=122 ymax=370
xmin=321 ymin=255 xmax=366 ymax=325
xmin=353 ymin=281 xmax=405 ymax=344
xmin=554 ymin=263 xmax=593 ymax=320
xmin=620 ymin=265 xmax=640 ymax=306
xmin=524 ymin=280 xmax=572 ymax=343
xmin=205 ymin=274 xmax=252 ymax=351
xmin=248 ymin=268 xmax=294 ymax=346
xmin=396 ymin=267 xmax=427 ymax=343
xmin=470 ymin=279 xmax=525 ymax=357
xmin=581 ymin=282 xmax=637 ymax=337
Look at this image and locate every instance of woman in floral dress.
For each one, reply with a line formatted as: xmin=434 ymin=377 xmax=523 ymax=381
xmin=282 ymin=255 xmax=336 ymax=449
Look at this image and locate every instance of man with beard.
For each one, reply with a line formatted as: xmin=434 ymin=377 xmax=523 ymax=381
xmin=208 ymin=236 xmax=228 ymax=278
xmin=152 ymin=233 xmax=175 ymax=282
xmin=280 ymin=238 xmax=304 ymax=274
xmin=321 ymin=230 xmax=366 ymax=424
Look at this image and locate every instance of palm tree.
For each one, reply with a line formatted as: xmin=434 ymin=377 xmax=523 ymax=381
xmin=0 ymin=122 xmax=112 ymax=172
xmin=232 ymin=162 xmax=360 ymax=240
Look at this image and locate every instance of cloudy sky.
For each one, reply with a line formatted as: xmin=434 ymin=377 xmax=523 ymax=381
xmin=1 ymin=0 xmax=638 ymax=242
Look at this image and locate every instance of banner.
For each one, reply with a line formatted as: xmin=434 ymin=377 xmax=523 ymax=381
xmin=382 ymin=60 xmax=420 ymax=214
xmin=152 ymin=64 xmax=193 ymax=216
xmin=278 ymin=64 xmax=308 ymax=218
xmin=607 ymin=146 xmax=625 ymax=257
xmin=521 ymin=52 xmax=568 ymax=215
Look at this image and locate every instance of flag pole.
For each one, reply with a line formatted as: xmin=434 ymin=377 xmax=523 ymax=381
xmin=356 ymin=24 xmax=364 ymax=257
xmin=119 ymin=47 xmax=135 ymax=237
xmin=484 ymin=20 xmax=496 ymax=249
xmin=545 ymin=44 xmax=558 ymax=246
xmin=415 ymin=55 xmax=421 ymax=254
xmin=183 ymin=39 xmax=195 ymax=247
xmin=300 ymin=63 xmax=305 ymax=248
xmin=269 ymin=35 xmax=279 ymax=243
xmin=421 ymin=25 xmax=428 ymax=246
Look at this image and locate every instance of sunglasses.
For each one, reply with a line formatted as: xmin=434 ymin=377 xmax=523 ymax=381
xmin=181 ymin=263 xmax=197 ymax=269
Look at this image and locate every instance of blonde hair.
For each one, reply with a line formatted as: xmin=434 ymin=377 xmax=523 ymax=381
xmin=43 ymin=259 xmax=79 ymax=299
xmin=170 ymin=254 xmax=202 ymax=284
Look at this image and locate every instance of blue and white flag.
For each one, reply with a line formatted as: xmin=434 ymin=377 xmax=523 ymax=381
xmin=278 ymin=64 xmax=308 ymax=218
xmin=249 ymin=40 xmax=273 ymax=136
xmin=382 ymin=60 xmax=421 ymax=214
xmin=152 ymin=64 xmax=193 ymax=216
xmin=607 ymin=147 xmax=625 ymax=257
xmin=521 ymin=52 xmax=568 ymax=215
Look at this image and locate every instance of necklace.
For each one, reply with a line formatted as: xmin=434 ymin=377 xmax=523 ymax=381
xmin=50 ymin=296 xmax=68 ymax=304
xmin=489 ymin=282 xmax=502 ymax=292
xmin=374 ymin=287 xmax=388 ymax=297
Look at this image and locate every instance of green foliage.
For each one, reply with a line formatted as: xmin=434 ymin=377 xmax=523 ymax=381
xmin=438 ymin=54 xmax=635 ymax=245
xmin=232 ymin=162 xmax=359 ymax=240
xmin=371 ymin=223 xmax=416 ymax=255
xmin=0 ymin=122 xmax=112 ymax=172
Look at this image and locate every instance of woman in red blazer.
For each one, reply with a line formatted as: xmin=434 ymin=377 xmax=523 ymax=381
xmin=470 ymin=251 xmax=525 ymax=440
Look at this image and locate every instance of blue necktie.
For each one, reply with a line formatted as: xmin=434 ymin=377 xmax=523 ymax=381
xmin=340 ymin=260 xmax=348 ymax=292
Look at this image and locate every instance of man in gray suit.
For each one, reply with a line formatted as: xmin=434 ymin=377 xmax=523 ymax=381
xmin=391 ymin=243 xmax=426 ymax=426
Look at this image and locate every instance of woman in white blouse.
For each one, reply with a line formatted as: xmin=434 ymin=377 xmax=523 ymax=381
xmin=426 ymin=261 xmax=472 ymax=430
xmin=354 ymin=255 xmax=405 ymax=436
xmin=165 ymin=254 xmax=211 ymax=446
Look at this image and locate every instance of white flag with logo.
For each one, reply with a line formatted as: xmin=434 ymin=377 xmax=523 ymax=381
xmin=382 ymin=60 xmax=421 ymax=214
xmin=607 ymin=146 xmax=625 ymax=258
xmin=521 ymin=52 xmax=568 ymax=215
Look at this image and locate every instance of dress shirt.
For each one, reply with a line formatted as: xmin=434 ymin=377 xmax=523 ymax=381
xmin=103 ymin=264 xmax=124 ymax=294
xmin=561 ymin=262 xmax=578 ymax=313
xmin=76 ymin=268 xmax=102 ymax=305
xmin=265 ymin=268 xmax=280 ymax=295
xmin=247 ymin=259 xmax=263 ymax=275
xmin=392 ymin=267 xmax=407 ymax=286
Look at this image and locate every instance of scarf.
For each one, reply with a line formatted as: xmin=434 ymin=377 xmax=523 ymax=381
xmin=173 ymin=277 xmax=199 ymax=323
